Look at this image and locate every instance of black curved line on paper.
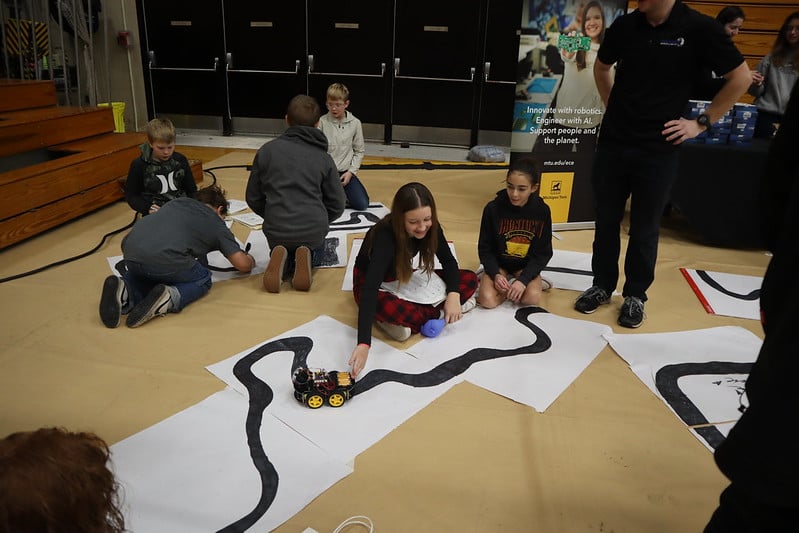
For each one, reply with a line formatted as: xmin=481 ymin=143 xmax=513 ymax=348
xmin=352 ymin=306 xmax=552 ymax=395
xmin=217 ymin=337 xmax=313 ymax=533
xmin=696 ymin=270 xmax=760 ymax=301
xmin=328 ymin=224 xmax=377 ymax=233
xmin=654 ymin=361 xmax=753 ymax=450
xmin=542 ymin=265 xmax=593 ymax=276
xmin=329 ymin=211 xmax=382 ymax=229
xmin=220 ymin=306 xmax=553 ymax=530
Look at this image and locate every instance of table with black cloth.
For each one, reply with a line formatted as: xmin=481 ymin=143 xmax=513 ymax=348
xmin=669 ymin=139 xmax=770 ymax=248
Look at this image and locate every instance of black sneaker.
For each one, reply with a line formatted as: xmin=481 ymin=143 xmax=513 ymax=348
xmin=126 ymin=284 xmax=172 ymax=328
xmin=574 ymin=285 xmax=610 ymax=314
xmin=618 ymin=296 xmax=645 ymax=328
xmin=99 ymin=275 xmax=129 ymax=328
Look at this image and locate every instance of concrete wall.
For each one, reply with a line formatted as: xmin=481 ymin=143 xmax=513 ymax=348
xmin=91 ymin=0 xmax=147 ymax=133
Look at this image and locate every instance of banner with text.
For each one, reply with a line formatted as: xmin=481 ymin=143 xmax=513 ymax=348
xmin=512 ymin=0 xmax=628 ymax=225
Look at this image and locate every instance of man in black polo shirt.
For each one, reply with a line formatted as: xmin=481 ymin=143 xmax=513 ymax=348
xmin=573 ymin=0 xmax=751 ymax=327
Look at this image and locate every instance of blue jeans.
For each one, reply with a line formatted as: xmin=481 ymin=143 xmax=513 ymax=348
xmin=121 ymin=260 xmax=212 ymax=312
xmin=342 ymin=173 xmax=370 ymax=210
xmin=590 ymin=143 xmax=678 ymax=301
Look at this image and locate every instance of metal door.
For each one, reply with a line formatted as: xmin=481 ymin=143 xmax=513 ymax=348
xmin=307 ymin=0 xmax=393 ymax=142
xmin=476 ymin=0 xmax=522 ymax=147
xmin=223 ymin=1 xmax=307 ymax=135
xmin=392 ymin=0 xmax=482 ymax=146
xmin=139 ymin=0 xmax=225 ymax=129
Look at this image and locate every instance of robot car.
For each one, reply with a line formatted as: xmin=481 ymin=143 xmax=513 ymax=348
xmin=292 ymin=366 xmax=355 ymax=408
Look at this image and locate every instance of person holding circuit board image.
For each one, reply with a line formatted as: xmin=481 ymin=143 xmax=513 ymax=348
xmin=542 ymin=0 xmax=610 ymax=155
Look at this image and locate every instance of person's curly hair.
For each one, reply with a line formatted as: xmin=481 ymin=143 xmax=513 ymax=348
xmin=0 ymin=427 xmax=125 ymax=533
xmin=195 ymin=184 xmax=230 ymax=215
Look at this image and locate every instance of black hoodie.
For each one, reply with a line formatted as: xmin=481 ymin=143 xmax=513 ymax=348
xmin=125 ymin=143 xmax=195 ymax=215
xmin=477 ymin=190 xmax=553 ymax=285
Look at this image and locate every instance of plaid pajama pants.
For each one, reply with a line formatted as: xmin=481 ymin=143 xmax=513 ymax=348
xmin=353 ymin=267 xmax=478 ymax=333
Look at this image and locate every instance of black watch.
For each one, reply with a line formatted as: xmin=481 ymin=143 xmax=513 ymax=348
xmin=696 ymin=113 xmax=713 ymax=133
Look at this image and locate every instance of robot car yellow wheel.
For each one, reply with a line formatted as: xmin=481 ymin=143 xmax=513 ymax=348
xmin=327 ymin=393 xmax=346 ymax=407
xmin=306 ymin=394 xmax=324 ymax=409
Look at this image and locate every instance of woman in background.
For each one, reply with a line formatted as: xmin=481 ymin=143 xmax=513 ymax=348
xmin=693 ymin=6 xmax=748 ymax=100
xmin=717 ymin=6 xmax=745 ymax=37
xmin=549 ymin=0 xmax=608 ymax=153
xmin=749 ymin=11 xmax=799 ymax=138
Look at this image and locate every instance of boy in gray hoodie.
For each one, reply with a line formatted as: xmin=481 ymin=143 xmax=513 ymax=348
xmin=246 ymin=94 xmax=346 ymax=293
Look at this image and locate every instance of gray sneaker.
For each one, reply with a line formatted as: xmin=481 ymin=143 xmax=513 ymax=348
xmin=618 ymin=296 xmax=645 ymax=328
xmin=574 ymin=285 xmax=611 ymax=314
xmin=126 ymin=284 xmax=172 ymax=328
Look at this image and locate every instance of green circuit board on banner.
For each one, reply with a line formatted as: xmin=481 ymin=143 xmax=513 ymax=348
xmin=558 ymin=34 xmax=592 ymax=52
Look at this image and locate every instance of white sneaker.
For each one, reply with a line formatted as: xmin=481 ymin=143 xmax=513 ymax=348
xmin=541 ymin=276 xmax=552 ymax=291
xmin=461 ymin=295 xmax=477 ymax=314
xmin=376 ymin=321 xmax=412 ymax=342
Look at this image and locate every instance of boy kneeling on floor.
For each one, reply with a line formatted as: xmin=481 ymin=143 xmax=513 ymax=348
xmin=99 ymin=185 xmax=255 ymax=328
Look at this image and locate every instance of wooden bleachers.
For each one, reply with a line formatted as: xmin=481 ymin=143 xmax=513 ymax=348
xmin=0 ymin=78 xmax=57 ymax=112
xmin=0 ymin=79 xmax=201 ymax=250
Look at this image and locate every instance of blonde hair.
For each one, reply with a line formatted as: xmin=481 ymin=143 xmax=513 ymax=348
xmin=145 ymin=117 xmax=176 ymax=144
xmin=326 ymin=83 xmax=350 ymax=102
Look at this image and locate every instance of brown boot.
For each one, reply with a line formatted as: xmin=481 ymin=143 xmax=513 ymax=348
xmin=264 ymin=245 xmax=287 ymax=293
xmin=292 ymin=246 xmax=313 ymax=291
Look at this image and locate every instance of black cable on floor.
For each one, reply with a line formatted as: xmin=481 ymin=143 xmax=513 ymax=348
xmin=0 ymin=213 xmax=139 ymax=284
xmin=205 ymin=164 xmax=252 ymax=172
xmin=0 ymin=164 xmax=252 ymax=284
xmin=203 ymin=164 xmax=252 ymax=187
